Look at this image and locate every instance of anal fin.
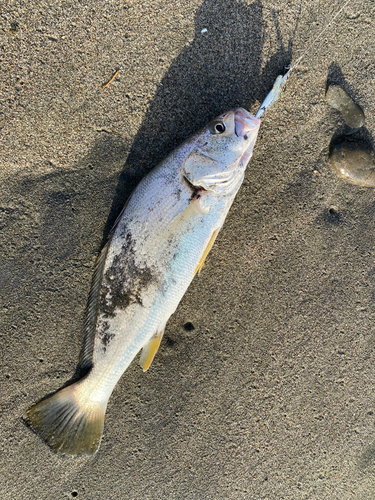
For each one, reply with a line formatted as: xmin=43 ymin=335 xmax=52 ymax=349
xmin=139 ymin=328 xmax=165 ymax=372
xmin=194 ymin=227 xmax=220 ymax=276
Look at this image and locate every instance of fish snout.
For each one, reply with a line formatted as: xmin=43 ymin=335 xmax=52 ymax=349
xmin=234 ymin=108 xmax=260 ymax=139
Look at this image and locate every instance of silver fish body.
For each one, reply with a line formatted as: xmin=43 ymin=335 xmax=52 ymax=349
xmin=27 ymin=107 xmax=261 ymax=456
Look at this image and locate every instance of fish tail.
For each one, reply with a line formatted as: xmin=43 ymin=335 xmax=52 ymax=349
xmin=26 ymin=380 xmax=106 ymax=457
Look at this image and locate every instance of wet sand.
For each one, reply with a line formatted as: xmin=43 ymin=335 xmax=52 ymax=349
xmin=1 ymin=1 xmax=375 ymax=498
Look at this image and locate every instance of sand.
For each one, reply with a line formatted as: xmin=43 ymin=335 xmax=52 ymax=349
xmin=1 ymin=0 xmax=375 ymax=498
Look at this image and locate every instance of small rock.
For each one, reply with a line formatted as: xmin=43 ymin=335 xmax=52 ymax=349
xmin=345 ymin=10 xmax=361 ymax=19
xmin=183 ymin=322 xmax=195 ymax=331
xmin=325 ymin=85 xmax=365 ymax=130
xmin=329 ymin=142 xmax=375 ymax=186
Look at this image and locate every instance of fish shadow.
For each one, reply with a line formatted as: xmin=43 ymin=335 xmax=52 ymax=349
xmin=101 ymin=0 xmax=294 ymax=246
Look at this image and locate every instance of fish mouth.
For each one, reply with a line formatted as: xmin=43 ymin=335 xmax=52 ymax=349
xmin=234 ymin=108 xmax=261 ymax=139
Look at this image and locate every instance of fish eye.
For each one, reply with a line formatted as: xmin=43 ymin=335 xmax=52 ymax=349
xmin=209 ymin=121 xmax=226 ymax=134
xmin=214 ymin=123 xmax=225 ymax=133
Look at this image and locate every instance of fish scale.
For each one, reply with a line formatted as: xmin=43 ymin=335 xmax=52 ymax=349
xmin=89 ymin=192 xmax=226 ymax=398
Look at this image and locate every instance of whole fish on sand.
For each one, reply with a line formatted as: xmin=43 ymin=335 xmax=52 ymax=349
xmin=24 ymin=0 xmax=361 ymax=459
xmin=27 ymin=106 xmax=265 ymax=456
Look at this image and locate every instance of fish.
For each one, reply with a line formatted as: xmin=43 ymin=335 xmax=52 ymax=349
xmin=26 ymin=107 xmax=261 ymax=457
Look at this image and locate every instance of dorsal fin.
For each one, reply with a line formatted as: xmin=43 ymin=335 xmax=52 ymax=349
xmin=78 ymin=193 xmax=134 ymax=371
xmin=78 ymin=242 xmax=109 ymax=371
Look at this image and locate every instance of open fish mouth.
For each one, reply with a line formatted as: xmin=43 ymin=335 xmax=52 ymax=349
xmin=234 ymin=108 xmax=261 ymax=139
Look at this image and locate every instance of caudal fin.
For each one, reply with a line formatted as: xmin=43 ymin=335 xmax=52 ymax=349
xmin=26 ymin=382 xmax=106 ymax=457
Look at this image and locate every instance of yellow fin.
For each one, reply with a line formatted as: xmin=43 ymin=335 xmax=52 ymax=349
xmin=194 ymin=227 xmax=220 ymax=276
xmin=139 ymin=328 xmax=165 ymax=371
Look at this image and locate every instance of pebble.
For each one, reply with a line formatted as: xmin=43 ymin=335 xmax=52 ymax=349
xmin=329 ymin=142 xmax=375 ymax=186
xmin=325 ymin=85 xmax=365 ymax=130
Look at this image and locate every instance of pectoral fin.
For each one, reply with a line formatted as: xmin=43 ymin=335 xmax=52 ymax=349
xmin=194 ymin=227 xmax=220 ymax=276
xmin=139 ymin=328 xmax=165 ymax=371
xmin=162 ymin=198 xmax=208 ymax=243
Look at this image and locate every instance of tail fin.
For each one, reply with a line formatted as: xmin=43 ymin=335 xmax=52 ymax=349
xmin=26 ymin=382 xmax=106 ymax=457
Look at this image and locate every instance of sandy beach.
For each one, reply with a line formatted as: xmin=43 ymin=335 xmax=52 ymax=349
xmin=1 ymin=0 xmax=375 ymax=498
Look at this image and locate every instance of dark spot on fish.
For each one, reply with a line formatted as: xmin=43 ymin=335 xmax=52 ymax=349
xmin=191 ymin=186 xmax=207 ymax=202
xmin=183 ymin=322 xmax=195 ymax=331
xmin=183 ymin=175 xmax=207 ymax=201
xmin=98 ymin=229 xmax=157 ymax=324
xmin=98 ymin=320 xmax=115 ymax=351
xmin=102 ymin=330 xmax=115 ymax=350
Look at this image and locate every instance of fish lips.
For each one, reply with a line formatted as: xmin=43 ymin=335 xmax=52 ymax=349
xmin=234 ymin=108 xmax=261 ymax=139
xmin=234 ymin=108 xmax=261 ymax=171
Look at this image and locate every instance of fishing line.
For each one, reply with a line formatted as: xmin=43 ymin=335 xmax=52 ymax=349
xmin=256 ymin=0 xmax=358 ymax=118
xmin=289 ymin=0 xmax=356 ymax=71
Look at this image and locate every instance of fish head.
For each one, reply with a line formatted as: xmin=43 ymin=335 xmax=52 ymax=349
xmin=183 ymin=108 xmax=261 ymax=195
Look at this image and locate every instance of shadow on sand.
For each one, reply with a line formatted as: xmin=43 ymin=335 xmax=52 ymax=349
xmin=102 ymin=0 xmax=294 ymax=245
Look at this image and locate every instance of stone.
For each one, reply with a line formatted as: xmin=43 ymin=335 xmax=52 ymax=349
xmin=329 ymin=142 xmax=375 ymax=186
xmin=325 ymin=85 xmax=365 ymax=130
